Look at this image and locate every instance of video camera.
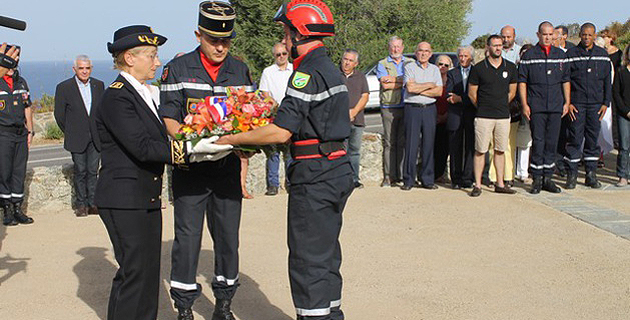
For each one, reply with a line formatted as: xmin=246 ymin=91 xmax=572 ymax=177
xmin=0 ymin=15 xmax=26 ymax=69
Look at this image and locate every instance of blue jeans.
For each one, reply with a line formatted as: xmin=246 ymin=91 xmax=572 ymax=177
xmin=348 ymin=125 xmax=364 ymax=183
xmin=265 ymin=146 xmax=291 ymax=187
xmin=617 ymin=115 xmax=630 ymax=179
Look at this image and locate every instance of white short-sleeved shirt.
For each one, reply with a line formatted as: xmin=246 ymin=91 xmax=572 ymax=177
xmin=403 ymin=61 xmax=442 ymax=105
xmin=259 ymin=63 xmax=293 ymax=103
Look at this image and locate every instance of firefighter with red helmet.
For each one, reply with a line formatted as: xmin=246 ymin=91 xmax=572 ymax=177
xmin=217 ymin=1 xmax=353 ymax=319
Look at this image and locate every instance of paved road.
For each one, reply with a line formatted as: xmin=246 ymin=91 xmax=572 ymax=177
xmin=27 ymin=111 xmax=385 ymax=168
xmin=27 ymin=144 xmax=71 ymax=169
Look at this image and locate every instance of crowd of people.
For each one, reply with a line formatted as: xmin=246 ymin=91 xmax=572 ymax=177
xmin=1 ymin=1 xmax=630 ymax=320
xmin=376 ymin=22 xmax=630 ymax=197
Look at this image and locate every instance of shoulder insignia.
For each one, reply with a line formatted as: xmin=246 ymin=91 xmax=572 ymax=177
xmin=292 ymin=71 xmax=311 ymax=89
xmin=0 ymin=100 xmax=5 ymax=111
xmin=161 ymin=66 xmax=169 ymax=82
xmin=109 ymin=82 xmax=124 ymax=89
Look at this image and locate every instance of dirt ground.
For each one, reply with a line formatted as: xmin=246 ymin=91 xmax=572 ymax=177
xmin=1 ymin=183 xmax=630 ymax=320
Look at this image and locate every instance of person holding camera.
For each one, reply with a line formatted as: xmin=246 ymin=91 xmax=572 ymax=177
xmin=0 ymin=44 xmax=34 ymax=226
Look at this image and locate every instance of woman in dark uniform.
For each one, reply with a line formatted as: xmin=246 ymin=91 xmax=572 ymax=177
xmin=94 ymin=25 xmax=227 ymax=320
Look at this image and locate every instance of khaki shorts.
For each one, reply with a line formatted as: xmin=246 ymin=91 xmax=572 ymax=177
xmin=474 ymin=117 xmax=511 ymax=153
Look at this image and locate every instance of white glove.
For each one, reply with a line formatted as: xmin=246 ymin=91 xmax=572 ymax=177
xmin=187 ymin=135 xmax=233 ymax=154
xmin=189 ymin=151 xmax=232 ymax=162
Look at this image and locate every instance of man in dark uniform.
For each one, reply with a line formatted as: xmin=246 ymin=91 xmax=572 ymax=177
xmin=0 ymin=47 xmax=34 ymax=226
xmin=217 ymin=1 xmax=354 ymax=319
xmin=518 ymin=21 xmax=571 ymax=194
xmin=563 ymin=23 xmax=612 ymax=189
xmin=158 ymin=2 xmax=254 ymax=320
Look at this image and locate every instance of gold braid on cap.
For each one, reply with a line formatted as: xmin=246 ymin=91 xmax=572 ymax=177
xmin=171 ymin=140 xmax=186 ymax=164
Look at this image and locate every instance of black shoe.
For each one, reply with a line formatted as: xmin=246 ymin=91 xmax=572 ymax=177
xmin=400 ymin=185 xmax=413 ymax=191
xmin=542 ymin=177 xmax=561 ymax=193
xmin=530 ymin=176 xmax=543 ymax=194
xmin=421 ymin=184 xmax=438 ymax=190
xmin=354 ymin=182 xmax=364 ymax=189
xmin=265 ymin=186 xmax=279 ymax=196
xmin=391 ymin=180 xmax=403 ymax=187
xmin=461 ymin=182 xmax=473 ymax=188
xmin=212 ymin=299 xmax=236 ymax=320
xmin=75 ymin=206 xmax=88 ymax=217
xmin=565 ymin=172 xmax=577 ymax=189
xmin=177 ymin=307 xmax=194 ymax=320
xmin=12 ymin=202 xmax=32 ymax=224
xmin=2 ymin=202 xmax=17 ymax=226
xmin=585 ymin=171 xmax=602 ymax=189
xmin=470 ymin=186 xmax=482 ymax=197
xmin=380 ymin=178 xmax=390 ymax=187
xmin=556 ymin=167 xmax=567 ymax=178
xmin=495 ymin=185 xmax=517 ymax=194
xmin=451 ymin=183 xmax=462 ymax=190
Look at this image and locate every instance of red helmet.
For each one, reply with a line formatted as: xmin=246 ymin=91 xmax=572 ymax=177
xmin=273 ymin=0 xmax=335 ymax=37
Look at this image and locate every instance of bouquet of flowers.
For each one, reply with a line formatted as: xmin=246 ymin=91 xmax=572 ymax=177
xmin=175 ymin=86 xmax=276 ymax=150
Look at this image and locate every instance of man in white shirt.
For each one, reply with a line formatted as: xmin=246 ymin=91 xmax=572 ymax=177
xmin=54 ymin=55 xmax=104 ymax=217
xmin=259 ymin=42 xmax=293 ymax=195
xmin=501 ymin=25 xmax=522 ymax=64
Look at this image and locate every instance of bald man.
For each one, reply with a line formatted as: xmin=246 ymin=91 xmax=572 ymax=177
xmin=501 ymin=25 xmax=522 ymax=64
xmin=401 ymin=42 xmax=443 ymax=190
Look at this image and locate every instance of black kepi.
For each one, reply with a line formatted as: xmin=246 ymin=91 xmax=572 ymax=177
xmin=107 ymin=25 xmax=167 ymax=54
xmin=198 ymin=1 xmax=236 ymax=38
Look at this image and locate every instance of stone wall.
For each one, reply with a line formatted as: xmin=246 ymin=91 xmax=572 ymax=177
xmin=25 ymin=133 xmax=384 ymax=211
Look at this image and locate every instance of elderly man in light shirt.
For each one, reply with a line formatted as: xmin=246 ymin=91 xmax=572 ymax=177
xmin=259 ymin=42 xmax=293 ymax=196
xmin=54 ymin=55 xmax=104 ymax=217
xmin=401 ymin=42 xmax=443 ymax=190
xmin=501 ymin=25 xmax=522 ymax=64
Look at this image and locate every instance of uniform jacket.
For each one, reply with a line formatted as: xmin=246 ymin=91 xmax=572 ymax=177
xmin=94 ymin=74 xmax=171 ymax=210
xmin=273 ymin=45 xmax=352 ymax=185
xmin=518 ymin=44 xmax=570 ymax=113
xmin=159 ymin=48 xmax=254 ymax=196
xmin=446 ymin=66 xmax=475 ymax=131
xmin=0 ymin=74 xmax=31 ymax=128
xmin=54 ymin=76 xmax=104 ymax=153
xmin=566 ymin=43 xmax=612 ymax=106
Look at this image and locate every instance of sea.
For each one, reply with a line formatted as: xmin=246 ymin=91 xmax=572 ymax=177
xmin=17 ymin=60 xmax=165 ymax=100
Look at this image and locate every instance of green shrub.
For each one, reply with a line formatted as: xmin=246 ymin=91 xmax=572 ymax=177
xmin=34 ymin=93 xmax=55 ymax=113
xmin=44 ymin=123 xmax=64 ymax=140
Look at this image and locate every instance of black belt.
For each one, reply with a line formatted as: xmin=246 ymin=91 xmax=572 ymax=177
xmin=405 ymin=102 xmax=435 ymax=108
xmin=0 ymin=125 xmax=25 ymax=134
xmin=290 ymin=139 xmax=346 ymax=160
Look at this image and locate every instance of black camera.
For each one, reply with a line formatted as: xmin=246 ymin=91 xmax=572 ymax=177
xmin=0 ymin=45 xmax=20 ymax=69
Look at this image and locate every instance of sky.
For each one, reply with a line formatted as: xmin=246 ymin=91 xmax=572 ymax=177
xmin=1 ymin=0 xmax=628 ymax=62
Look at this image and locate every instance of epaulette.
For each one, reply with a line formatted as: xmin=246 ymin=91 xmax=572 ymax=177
xmin=109 ymin=82 xmax=124 ymax=89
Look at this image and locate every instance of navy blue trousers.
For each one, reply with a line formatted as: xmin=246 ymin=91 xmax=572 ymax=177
xmin=288 ymin=173 xmax=353 ymax=320
xmin=529 ymin=112 xmax=562 ymax=177
xmin=564 ymin=103 xmax=602 ymax=173
xmin=0 ymin=131 xmax=28 ymax=203
xmin=403 ymin=103 xmax=436 ymax=186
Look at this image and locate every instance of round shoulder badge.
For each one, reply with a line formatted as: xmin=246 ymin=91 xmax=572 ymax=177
xmin=292 ymin=71 xmax=311 ymax=89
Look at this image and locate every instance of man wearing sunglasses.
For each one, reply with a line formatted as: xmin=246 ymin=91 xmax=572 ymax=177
xmin=259 ymin=42 xmax=293 ymax=196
